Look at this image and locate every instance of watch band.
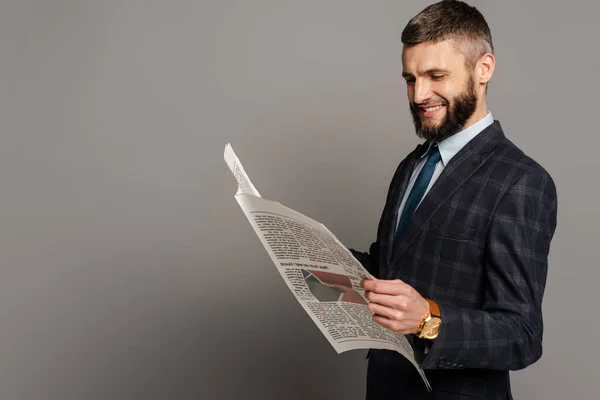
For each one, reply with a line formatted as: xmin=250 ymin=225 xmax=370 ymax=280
xmin=426 ymin=298 xmax=441 ymax=318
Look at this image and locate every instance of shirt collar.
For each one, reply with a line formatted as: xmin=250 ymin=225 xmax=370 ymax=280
xmin=421 ymin=111 xmax=494 ymax=166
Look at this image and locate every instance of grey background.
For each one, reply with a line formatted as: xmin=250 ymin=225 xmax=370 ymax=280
xmin=0 ymin=0 xmax=597 ymax=399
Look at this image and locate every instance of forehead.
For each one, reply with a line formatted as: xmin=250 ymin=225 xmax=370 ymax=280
xmin=401 ymin=40 xmax=466 ymax=74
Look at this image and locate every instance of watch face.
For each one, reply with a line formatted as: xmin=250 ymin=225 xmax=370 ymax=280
xmin=422 ymin=317 xmax=441 ymax=339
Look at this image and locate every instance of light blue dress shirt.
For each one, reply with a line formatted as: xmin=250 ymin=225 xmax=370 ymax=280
xmin=396 ymin=111 xmax=495 ymax=232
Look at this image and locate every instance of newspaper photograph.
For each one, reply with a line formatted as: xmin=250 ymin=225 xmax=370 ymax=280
xmin=224 ymin=143 xmax=430 ymax=390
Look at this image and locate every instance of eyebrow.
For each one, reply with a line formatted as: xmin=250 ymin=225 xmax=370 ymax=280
xmin=402 ymin=68 xmax=450 ymax=78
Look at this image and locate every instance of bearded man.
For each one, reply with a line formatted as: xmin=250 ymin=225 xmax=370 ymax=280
xmin=349 ymin=1 xmax=558 ymax=399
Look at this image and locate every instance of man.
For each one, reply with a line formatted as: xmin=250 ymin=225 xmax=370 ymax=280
xmin=350 ymin=1 xmax=558 ymax=399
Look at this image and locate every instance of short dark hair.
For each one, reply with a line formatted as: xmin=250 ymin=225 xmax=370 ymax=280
xmin=401 ymin=0 xmax=494 ymax=70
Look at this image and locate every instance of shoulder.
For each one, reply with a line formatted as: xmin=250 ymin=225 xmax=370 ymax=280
xmin=491 ymin=128 xmax=558 ymax=207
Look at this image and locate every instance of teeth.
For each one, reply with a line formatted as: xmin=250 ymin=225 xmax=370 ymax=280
xmin=423 ymin=105 xmax=443 ymax=112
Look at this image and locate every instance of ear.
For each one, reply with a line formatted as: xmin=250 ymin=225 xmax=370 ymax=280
xmin=478 ymin=53 xmax=495 ymax=84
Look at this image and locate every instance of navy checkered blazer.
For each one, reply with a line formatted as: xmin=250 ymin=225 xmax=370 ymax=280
xmin=350 ymin=121 xmax=558 ymax=400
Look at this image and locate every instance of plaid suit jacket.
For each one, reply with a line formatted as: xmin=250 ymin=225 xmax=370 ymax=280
xmin=350 ymin=121 xmax=558 ymax=400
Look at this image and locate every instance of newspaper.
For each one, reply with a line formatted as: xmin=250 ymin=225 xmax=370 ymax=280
xmin=224 ymin=143 xmax=430 ymax=390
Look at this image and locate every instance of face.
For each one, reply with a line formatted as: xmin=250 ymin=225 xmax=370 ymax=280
xmin=402 ymin=40 xmax=480 ymax=142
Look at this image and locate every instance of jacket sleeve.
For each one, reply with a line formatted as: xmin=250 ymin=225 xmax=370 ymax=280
xmin=349 ymin=242 xmax=381 ymax=278
xmin=417 ymin=168 xmax=558 ymax=371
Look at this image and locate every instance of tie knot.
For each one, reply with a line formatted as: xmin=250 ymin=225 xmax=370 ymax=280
xmin=426 ymin=146 xmax=441 ymax=165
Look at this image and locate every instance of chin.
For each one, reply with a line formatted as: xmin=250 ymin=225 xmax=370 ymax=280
xmin=422 ymin=119 xmax=444 ymax=129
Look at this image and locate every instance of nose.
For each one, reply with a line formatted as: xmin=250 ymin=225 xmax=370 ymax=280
xmin=413 ymin=79 xmax=433 ymax=105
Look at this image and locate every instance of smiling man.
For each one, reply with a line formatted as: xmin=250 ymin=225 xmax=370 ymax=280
xmin=349 ymin=1 xmax=558 ymax=399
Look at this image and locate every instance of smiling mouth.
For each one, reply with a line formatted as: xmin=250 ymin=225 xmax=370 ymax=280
xmin=421 ymin=105 xmax=444 ymax=112
xmin=418 ymin=104 xmax=446 ymax=117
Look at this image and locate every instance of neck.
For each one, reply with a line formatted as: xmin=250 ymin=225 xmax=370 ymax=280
xmin=462 ymin=99 xmax=489 ymax=131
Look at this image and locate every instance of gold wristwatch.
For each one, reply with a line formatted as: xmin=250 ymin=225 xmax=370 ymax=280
xmin=416 ymin=299 xmax=441 ymax=340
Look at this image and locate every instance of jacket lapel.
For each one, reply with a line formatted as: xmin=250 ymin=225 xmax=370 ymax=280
xmin=387 ymin=121 xmax=505 ymax=273
xmin=378 ymin=143 xmax=428 ymax=273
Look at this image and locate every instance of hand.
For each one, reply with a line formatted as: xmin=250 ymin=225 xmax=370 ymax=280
xmin=362 ymin=278 xmax=429 ymax=335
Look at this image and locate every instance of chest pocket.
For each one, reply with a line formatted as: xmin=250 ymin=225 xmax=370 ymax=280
xmin=426 ymin=221 xmax=482 ymax=244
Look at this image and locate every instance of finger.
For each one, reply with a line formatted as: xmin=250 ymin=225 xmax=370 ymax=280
xmin=360 ymin=277 xmax=377 ymax=289
xmin=367 ymin=292 xmax=409 ymax=311
xmin=362 ymin=279 xmax=408 ymax=295
xmin=372 ymin=315 xmax=402 ymax=332
xmin=372 ymin=315 xmax=412 ymax=334
xmin=367 ymin=302 xmax=404 ymax=321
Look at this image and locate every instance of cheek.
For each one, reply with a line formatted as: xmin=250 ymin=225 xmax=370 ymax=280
xmin=438 ymin=79 xmax=466 ymax=101
xmin=431 ymin=83 xmax=453 ymax=102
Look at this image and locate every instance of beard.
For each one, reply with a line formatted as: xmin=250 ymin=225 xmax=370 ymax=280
xmin=410 ymin=76 xmax=478 ymax=143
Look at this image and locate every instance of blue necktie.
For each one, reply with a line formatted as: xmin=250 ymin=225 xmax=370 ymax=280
xmin=394 ymin=145 xmax=441 ymax=245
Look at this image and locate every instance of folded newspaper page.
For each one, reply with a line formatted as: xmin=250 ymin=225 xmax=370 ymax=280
xmin=224 ymin=143 xmax=430 ymax=390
